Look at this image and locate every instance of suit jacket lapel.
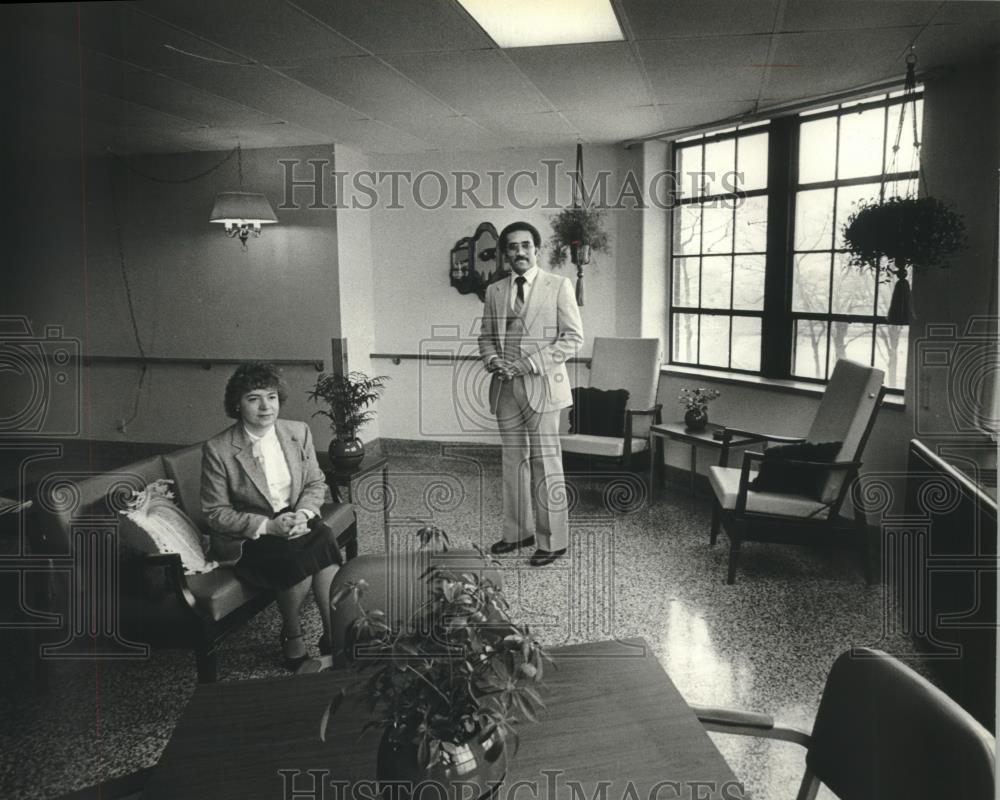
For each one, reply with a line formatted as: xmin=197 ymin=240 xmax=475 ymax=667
xmin=275 ymin=422 xmax=303 ymax=505
xmin=523 ymin=270 xmax=549 ymax=334
xmin=232 ymin=425 xmax=273 ymax=508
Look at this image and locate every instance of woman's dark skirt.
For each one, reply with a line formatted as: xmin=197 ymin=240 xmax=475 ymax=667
xmin=234 ymin=517 xmax=343 ymax=590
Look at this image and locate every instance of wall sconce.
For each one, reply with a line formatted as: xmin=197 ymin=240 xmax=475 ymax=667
xmin=209 ymin=144 xmax=278 ymax=250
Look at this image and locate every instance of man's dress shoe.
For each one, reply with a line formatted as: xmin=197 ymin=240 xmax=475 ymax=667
xmin=529 ymin=548 xmax=566 ymax=567
xmin=490 ymin=536 xmax=535 ymax=555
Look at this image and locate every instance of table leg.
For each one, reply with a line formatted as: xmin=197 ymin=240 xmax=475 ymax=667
xmin=689 ymin=445 xmax=697 ymax=494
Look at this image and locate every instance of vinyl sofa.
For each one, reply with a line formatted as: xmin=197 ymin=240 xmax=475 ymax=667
xmin=34 ymin=443 xmax=358 ymax=682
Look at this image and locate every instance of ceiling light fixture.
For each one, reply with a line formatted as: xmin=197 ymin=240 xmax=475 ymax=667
xmin=456 ymin=0 xmax=623 ymax=48
xmin=209 ymin=144 xmax=277 ymax=250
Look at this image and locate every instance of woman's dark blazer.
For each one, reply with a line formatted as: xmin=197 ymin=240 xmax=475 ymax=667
xmin=201 ymin=419 xmax=329 ymax=563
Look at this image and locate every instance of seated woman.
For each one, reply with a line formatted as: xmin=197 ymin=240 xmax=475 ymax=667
xmin=201 ymin=361 xmax=343 ymax=670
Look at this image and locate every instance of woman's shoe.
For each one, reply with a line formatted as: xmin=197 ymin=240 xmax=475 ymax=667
xmin=281 ymin=632 xmax=310 ymax=672
xmin=318 ymin=633 xmax=332 ymax=657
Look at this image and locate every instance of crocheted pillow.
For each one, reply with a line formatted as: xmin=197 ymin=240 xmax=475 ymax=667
xmin=120 ymin=479 xmax=217 ymax=575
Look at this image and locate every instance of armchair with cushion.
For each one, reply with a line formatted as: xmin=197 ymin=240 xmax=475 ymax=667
xmin=692 ymin=647 xmax=995 ymax=799
xmin=560 ymin=336 xmax=663 ymax=471
xmin=708 ymin=359 xmax=885 ymax=584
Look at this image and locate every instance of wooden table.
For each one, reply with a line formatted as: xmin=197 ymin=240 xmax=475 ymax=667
xmin=144 ymin=638 xmax=741 ymax=800
xmin=649 ymin=422 xmax=762 ymax=497
xmin=317 ymin=451 xmax=390 ymax=545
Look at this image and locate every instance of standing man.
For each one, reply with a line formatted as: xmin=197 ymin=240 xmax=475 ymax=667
xmin=478 ymin=222 xmax=584 ymax=566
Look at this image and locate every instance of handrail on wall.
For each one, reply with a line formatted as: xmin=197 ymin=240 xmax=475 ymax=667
xmin=62 ymin=355 xmax=325 ymax=371
xmin=370 ymin=352 xmax=592 ymax=367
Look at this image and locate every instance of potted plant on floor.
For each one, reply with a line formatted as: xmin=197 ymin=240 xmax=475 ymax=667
xmin=307 ymin=371 xmax=389 ymax=473
xmin=842 ymin=195 xmax=966 ymax=324
xmin=321 ymin=525 xmax=549 ymax=798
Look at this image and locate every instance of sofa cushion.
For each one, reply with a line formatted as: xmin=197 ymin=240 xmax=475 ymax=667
xmin=162 ymin=444 xmax=209 ymax=531
xmin=185 ymin=568 xmax=264 ymax=621
xmin=120 ymin=479 xmax=217 ymax=575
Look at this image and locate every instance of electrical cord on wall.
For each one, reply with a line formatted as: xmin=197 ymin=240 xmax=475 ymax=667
xmin=105 ymin=144 xmax=242 ymax=433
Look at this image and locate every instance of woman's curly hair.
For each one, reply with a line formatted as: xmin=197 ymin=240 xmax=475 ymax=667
xmin=224 ymin=362 xmax=288 ymax=420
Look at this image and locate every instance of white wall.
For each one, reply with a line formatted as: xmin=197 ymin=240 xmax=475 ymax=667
xmin=364 ymin=145 xmax=646 ymax=442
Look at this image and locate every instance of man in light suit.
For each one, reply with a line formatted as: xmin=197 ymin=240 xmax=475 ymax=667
xmin=478 ymin=222 xmax=584 ymax=566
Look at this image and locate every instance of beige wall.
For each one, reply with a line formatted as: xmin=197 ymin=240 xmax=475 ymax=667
xmin=2 ymin=145 xmax=342 ymax=445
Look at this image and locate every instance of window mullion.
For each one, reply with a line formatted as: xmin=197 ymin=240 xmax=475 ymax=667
xmin=761 ymin=118 xmax=794 ymax=378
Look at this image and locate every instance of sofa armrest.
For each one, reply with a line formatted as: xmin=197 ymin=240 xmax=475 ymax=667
xmin=144 ymin=553 xmax=203 ymax=618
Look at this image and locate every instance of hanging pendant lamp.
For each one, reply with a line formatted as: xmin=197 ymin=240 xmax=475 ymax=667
xmin=209 ymin=143 xmax=278 ymax=250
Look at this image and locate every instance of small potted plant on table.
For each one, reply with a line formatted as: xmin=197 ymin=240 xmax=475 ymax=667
xmin=307 ymin=371 xmax=389 ymax=473
xmin=679 ymin=387 xmax=720 ymax=431
xmin=321 ymin=526 xmax=549 ymax=799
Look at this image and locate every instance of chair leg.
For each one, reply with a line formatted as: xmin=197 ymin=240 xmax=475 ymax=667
xmin=710 ymin=506 xmax=721 ymax=546
xmin=855 ymin=512 xmax=874 ymax=585
xmin=196 ymin=648 xmax=218 ymax=683
xmin=726 ymin=539 xmax=741 ymax=585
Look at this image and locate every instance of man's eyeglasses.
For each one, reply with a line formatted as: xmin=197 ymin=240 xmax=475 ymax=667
xmin=505 ymin=241 xmax=535 ymax=253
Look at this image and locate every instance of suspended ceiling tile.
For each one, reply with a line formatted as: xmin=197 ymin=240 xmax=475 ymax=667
xmin=638 ymin=36 xmax=770 ymax=104
xmin=654 ymin=100 xmax=758 ymax=132
xmin=780 ymin=1 xmax=936 ymax=32
xmin=383 ymin=49 xmax=552 ymax=116
xmin=288 ymin=0 xmax=491 ymax=54
xmin=473 ymin=109 xmax=575 ymax=136
xmin=931 ymin=1 xmax=1000 ymax=25
xmin=135 ymin=0 xmax=365 ymax=66
xmin=328 ymin=119 xmax=434 ymax=153
xmin=284 ymin=56 xmax=457 ymax=125
xmin=72 ymin=3 xmax=253 ymax=72
xmin=164 ymin=64 xmax=367 ymax=137
xmin=765 ymin=27 xmax=921 ymax=99
xmin=506 ymin=42 xmax=654 ymax=110
xmin=560 ymin=105 xmax=667 ymax=143
xmin=619 ymin=0 xmax=779 ymax=39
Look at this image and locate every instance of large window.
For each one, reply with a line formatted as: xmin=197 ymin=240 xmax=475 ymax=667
xmin=670 ymin=91 xmax=922 ymax=391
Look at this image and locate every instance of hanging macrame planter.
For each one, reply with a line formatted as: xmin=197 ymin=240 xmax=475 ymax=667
xmin=547 ymin=143 xmax=610 ymax=307
xmin=841 ymin=51 xmax=966 ymax=325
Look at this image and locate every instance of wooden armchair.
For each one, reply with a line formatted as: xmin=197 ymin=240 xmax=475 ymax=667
xmin=708 ymin=359 xmax=885 ymax=584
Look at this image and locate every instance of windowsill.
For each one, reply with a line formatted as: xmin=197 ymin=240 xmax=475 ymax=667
xmin=661 ymin=364 xmax=906 ymax=410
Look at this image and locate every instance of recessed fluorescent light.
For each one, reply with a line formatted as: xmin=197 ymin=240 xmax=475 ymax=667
xmin=457 ymin=0 xmax=624 ymax=48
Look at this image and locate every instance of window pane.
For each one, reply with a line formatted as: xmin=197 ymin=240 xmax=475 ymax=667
xmin=793 ymin=253 xmax=832 ymax=314
xmin=701 ymin=256 xmax=732 ymax=309
xmin=884 ymin=98 xmax=922 ymax=175
xmin=731 ymin=316 xmax=762 ymax=371
xmin=835 ymin=182 xmax=881 ymax=249
xmin=838 ymin=105 xmax=886 ymax=179
xmin=737 ymin=133 xmax=768 ymax=192
xmin=874 ymin=324 xmax=909 ymax=390
xmin=700 ymin=315 xmax=730 ymax=367
xmin=799 ymin=116 xmax=837 ymax=184
xmin=673 ymin=204 xmax=702 ymax=255
xmin=733 ymin=255 xmax=765 ymax=310
xmin=676 ymin=145 xmax=703 ymax=198
xmin=793 ymin=320 xmax=829 ymax=380
xmin=794 ymin=188 xmax=835 ymax=251
xmin=672 ymin=257 xmax=699 ymax=307
xmin=830 ymin=321 xmax=873 ymax=374
xmin=831 ymin=252 xmax=876 ymax=315
xmin=672 ymin=313 xmax=699 ymax=363
xmin=704 ymin=138 xmax=735 ymax=195
xmin=702 ymin=203 xmax=733 ymax=254
xmin=734 ymin=194 xmax=767 ymax=252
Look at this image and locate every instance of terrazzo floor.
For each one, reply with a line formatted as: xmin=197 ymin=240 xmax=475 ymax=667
xmin=0 ymin=446 xmax=927 ymax=800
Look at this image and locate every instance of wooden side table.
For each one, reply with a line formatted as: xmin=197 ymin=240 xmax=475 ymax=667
xmin=649 ymin=422 xmax=763 ymax=498
xmin=316 ymin=451 xmax=390 ymax=547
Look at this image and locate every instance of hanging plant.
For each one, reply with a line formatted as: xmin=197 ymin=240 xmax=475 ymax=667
xmin=546 ymin=205 xmax=611 ymax=269
xmin=842 ymin=195 xmax=967 ymax=278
